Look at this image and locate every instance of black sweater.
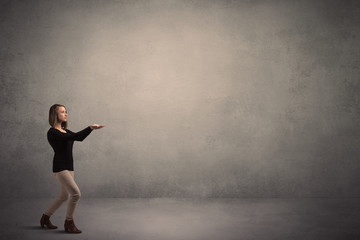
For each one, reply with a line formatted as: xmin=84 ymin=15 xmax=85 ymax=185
xmin=47 ymin=126 xmax=93 ymax=173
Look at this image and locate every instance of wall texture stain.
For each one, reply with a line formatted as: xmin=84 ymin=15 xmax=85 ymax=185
xmin=1 ymin=0 xmax=360 ymax=198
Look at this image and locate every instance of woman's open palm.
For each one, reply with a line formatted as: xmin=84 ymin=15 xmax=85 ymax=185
xmin=90 ymin=124 xmax=105 ymax=130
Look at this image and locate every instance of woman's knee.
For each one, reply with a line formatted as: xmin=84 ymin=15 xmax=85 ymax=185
xmin=70 ymin=191 xmax=81 ymax=201
xmin=58 ymin=194 xmax=69 ymax=202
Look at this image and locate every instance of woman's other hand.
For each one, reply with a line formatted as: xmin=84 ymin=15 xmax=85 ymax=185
xmin=89 ymin=124 xmax=105 ymax=130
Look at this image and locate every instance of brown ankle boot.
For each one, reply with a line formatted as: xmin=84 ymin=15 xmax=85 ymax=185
xmin=64 ymin=219 xmax=82 ymax=233
xmin=40 ymin=214 xmax=58 ymax=229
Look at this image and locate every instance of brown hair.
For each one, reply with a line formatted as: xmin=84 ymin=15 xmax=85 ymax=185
xmin=49 ymin=104 xmax=68 ymax=129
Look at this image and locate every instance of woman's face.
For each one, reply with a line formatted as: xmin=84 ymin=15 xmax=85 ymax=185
xmin=57 ymin=106 xmax=67 ymax=123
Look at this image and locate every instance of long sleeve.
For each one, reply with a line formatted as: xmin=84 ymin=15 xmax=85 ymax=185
xmin=48 ymin=126 xmax=93 ymax=142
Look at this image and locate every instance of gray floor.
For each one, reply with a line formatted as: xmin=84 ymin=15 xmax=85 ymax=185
xmin=1 ymin=198 xmax=359 ymax=240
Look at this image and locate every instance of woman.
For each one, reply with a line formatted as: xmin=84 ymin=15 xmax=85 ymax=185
xmin=40 ymin=104 xmax=105 ymax=233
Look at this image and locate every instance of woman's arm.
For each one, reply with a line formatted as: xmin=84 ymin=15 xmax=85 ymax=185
xmin=48 ymin=127 xmax=93 ymax=142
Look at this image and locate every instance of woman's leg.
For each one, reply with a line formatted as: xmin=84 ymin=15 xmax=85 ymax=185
xmin=44 ymin=174 xmax=69 ymax=217
xmin=54 ymin=170 xmax=81 ymax=220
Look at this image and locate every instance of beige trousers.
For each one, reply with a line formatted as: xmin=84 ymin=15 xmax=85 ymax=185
xmin=45 ymin=170 xmax=81 ymax=220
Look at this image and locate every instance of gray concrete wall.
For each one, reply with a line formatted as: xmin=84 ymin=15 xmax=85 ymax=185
xmin=1 ymin=0 xmax=359 ymax=198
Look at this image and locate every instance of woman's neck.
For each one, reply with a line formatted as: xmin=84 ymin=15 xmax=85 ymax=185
xmin=54 ymin=123 xmax=63 ymax=129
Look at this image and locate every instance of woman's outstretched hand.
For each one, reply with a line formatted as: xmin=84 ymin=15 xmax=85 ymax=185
xmin=89 ymin=124 xmax=105 ymax=130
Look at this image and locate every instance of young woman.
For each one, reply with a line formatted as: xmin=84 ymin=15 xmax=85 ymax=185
xmin=40 ymin=104 xmax=105 ymax=233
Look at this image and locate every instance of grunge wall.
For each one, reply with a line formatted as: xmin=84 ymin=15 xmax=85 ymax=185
xmin=1 ymin=0 xmax=359 ymax=198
